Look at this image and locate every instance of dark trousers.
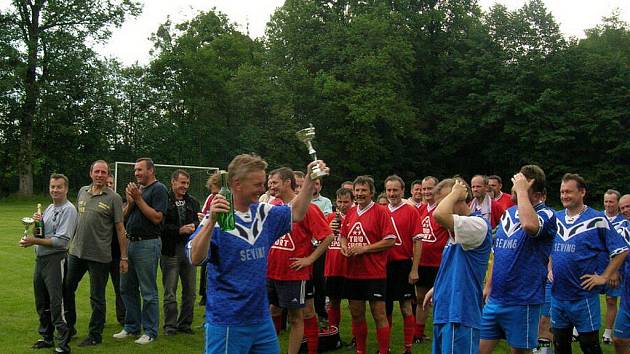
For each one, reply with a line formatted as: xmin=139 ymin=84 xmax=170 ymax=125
xmin=109 ymin=257 xmax=126 ymax=325
xmin=312 ymin=252 xmax=327 ymax=320
xmin=34 ymin=252 xmax=70 ymax=351
xmin=63 ymin=254 xmax=110 ymax=341
xmin=160 ymin=242 xmax=196 ymax=332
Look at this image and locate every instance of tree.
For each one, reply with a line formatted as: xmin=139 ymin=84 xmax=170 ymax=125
xmin=2 ymin=0 xmax=140 ymax=195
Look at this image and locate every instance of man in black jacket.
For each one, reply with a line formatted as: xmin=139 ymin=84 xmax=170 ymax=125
xmin=160 ymin=169 xmax=201 ymax=335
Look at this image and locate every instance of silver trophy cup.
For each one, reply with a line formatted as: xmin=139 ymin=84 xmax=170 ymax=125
xmin=296 ymin=123 xmax=328 ymax=180
xmin=21 ymin=217 xmax=34 ymax=239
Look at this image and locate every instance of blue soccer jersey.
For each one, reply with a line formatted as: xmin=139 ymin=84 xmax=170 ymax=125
xmin=433 ymin=214 xmax=492 ymax=329
xmin=186 ymin=203 xmax=291 ymax=326
xmin=616 ymin=220 xmax=630 ymax=314
xmin=489 ymin=203 xmax=556 ymax=305
xmin=607 ymin=213 xmax=625 ymax=228
xmin=551 ymin=207 xmax=628 ymax=301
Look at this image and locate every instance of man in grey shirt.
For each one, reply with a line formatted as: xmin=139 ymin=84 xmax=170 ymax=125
xmin=20 ymin=173 xmax=77 ymax=354
xmin=63 ymin=160 xmax=127 ymax=347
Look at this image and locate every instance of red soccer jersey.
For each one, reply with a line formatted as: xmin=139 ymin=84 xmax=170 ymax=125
xmin=268 ymin=203 xmax=332 ymax=281
xmin=341 ymin=202 xmax=396 ymax=279
xmin=418 ymin=204 xmax=450 ymax=267
xmin=494 ymin=192 xmax=514 ymax=215
xmin=324 ymin=212 xmax=347 ymax=277
xmin=387 ymin=203 xmax=422 ymax=261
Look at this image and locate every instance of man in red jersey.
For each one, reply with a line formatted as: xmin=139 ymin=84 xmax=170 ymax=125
xmin=470 ymin=175 xmax=504 ymax=228
xmin=408 ymin=180 xmax=424 ymax=208
xmin=325 ymin=188 xmax=353 ymax=331
xmin=266 ymin=167 xmax=333 ymax=354
xmin=340 ymin=175 xmax=396 ymax=354
xmin=414 ymin=175 xmax=450 ymax=343
xmin=383 ymin=175 xmax=423 ymax=354
xmin=488 ymin=175 xmax=515 ymax=212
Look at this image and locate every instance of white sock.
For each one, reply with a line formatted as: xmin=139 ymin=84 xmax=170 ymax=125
xmin=604 ymin=328 xmax=612 ymax=338
xmin=573 ymin=327 xmax=579 ymax=336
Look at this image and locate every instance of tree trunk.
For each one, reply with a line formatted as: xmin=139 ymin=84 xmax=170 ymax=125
xmin=17 ymin=1 xmax=43 ymax=196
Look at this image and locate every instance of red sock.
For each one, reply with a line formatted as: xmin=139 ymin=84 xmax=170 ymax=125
xmin=352 ymin=320 xmax=368 ymax=354
xmin=387 ymin=315 xmax=393 ymax=328
xmin=327 ymin=306 xmax=340 ymax=328
xmin=403 ymin=315 xmax=415 ymax=350
xmin=272 ymin=314 xmax=282 ymax=334
xmin=376 ymin=326 xmax=391 ymax=354
xmin=415 ymin=323 xmax=425 ymax=337
xmin=304 ymin=316 xmax=319 ymax=354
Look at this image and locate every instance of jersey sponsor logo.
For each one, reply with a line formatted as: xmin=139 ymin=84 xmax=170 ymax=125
xmin=272 ymin=232 xmax=295 ymax=251
xmin=328 ymin=235 xmax=342 ymax=250
xmin=555 ymin=217 xmax=609 ymax=242
xmin=347 ymin=222 xmax=371 ymax=248
xmin=391 ymin=217 xmax=403 ymax=246
xmin=419 ymin=216 xmax=436 ymax=242
xmin=226 ymin=203 xmax=273 ymax=245
xmin=240 ymin=247 xmax=266 ymax=261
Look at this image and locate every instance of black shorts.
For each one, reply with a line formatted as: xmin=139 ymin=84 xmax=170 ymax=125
xmin=326 ymin=276 xmax=346 ymax=299
xmin=267 ymin=279 xmax=314 ymax=309
xmin=343 ymin=278 xmax=387 ymax=301
xmin=416 ymin=265 xmax=439 ymax=289
xmin=386 ymin=260 xmax=415 ymax=301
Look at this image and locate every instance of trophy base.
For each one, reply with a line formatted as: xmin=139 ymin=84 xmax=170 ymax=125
xmin=310 ymin=169 xmax=328 ymax=180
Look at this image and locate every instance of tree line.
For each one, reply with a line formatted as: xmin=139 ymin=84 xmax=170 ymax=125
xmin=1 ymin=0 xmax=628 ymax=205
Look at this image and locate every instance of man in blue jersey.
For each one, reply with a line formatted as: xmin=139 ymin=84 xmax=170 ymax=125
xmin=422 ymin=177 xmax=492 ymax=354
xmin=613 ymin=202 xmax=630 ymax=354
xmin=186 ymin=154 xmax=328 ymax=354
xmin=603 ymin=189 xmax=625 ymax=344
xmin=551 ymin=173 xmax=628 ymax=354
xmin=479 ymin=165 xmax=557 ymax=353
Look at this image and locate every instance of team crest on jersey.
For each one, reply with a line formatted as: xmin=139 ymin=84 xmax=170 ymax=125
xmin=500 ymin=212 xmax=522 ymax=238
xmin=555 ymin=217 xmax=608 ymax=242
xmin=226 ymin=203 xmax=273 ymax=245
xmin=419 ymin=216 xmax=436 ymax=242
xmin=391 ymin=217 xmax=403 ymax=246
xmin=347 ymin=222 xmax=371 ymax=247
xmin=272 ymin=233 xmax=295 ymax=251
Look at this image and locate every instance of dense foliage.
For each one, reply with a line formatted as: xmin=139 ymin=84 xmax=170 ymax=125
xmin=1 ymin=0 xmax=628 ymax=205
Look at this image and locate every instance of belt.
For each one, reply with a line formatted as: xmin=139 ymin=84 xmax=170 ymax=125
xmin=127 ymin=234 xmax=159 ymax=242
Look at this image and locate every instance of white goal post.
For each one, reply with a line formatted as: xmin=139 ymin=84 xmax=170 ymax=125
xmin=114 ymin=162 xmax=219 ymax=203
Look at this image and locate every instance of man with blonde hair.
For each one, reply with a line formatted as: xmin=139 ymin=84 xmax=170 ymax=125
xmin=187 ymin=154 xmax=328 ymax=354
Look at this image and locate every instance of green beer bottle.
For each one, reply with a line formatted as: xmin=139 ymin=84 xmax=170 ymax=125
xmin=34 ymin=203 xmax=44 ymax=238
xmin=217 ymin=171 xmax=235 ymax=231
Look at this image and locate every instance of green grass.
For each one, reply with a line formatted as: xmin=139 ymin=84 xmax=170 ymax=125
xmin=0 ymin=199 xmax=616 ymax=353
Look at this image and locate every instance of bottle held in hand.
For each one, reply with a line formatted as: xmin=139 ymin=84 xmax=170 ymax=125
xmin=217 ymin=171 xmax=235 ymax=231
xmin=34 ymin=203 xmax=44 ymax=238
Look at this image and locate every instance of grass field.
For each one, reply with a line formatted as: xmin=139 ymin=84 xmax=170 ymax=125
xmin=0 ymin=198 xmax=616 ymax=353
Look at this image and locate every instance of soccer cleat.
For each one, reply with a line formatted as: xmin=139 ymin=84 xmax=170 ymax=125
xmin=134 ymin=334 xmax=154 ymax=345
xmin=78 ymin=336 xmax=101 ymax=347
xmin=413 ymin=334 xmax=430 ymax=343
xmin=602 ymin=336 xmax=612 ymax=344
xmin=113 ymin=329 xmax=138 ymax=339
xmin=31 ymin=339 xmax=54 ymax=349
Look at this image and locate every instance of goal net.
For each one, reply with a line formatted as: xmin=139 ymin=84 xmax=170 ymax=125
xmin=114 ymin=162 xmax=219 ymax=203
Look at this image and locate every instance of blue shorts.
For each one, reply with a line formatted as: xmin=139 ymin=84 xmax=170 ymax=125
xmin=541 ymin=282 xmax=552 ymax=317
xmin=550 ymin=294 xmax=600 ymax=334
xmin=614 ymin=306 xmax=630 ymax=339
xmin=432 ymin=323 xmax=479 ymax=354
xmin=605 ymin=285 xmax=623 ymax=298
xmin=480 ymin=300 xmax=541 ymax=349
xmin=205 ymin=319 xmax=280 ymax=354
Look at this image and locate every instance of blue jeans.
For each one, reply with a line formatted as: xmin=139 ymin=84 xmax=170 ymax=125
xmin=160 ymin=242 xmax=196 ymax=332
xmin=121 ymin=238 xmax=161 ymax=338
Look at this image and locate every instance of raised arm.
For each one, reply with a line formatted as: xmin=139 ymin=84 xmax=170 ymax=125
xmin=291 ymin=160 xmax=329 ymax=222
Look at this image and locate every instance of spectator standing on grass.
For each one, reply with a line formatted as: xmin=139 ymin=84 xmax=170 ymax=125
xmin=20 ymin=173 xmax=77 ymax=354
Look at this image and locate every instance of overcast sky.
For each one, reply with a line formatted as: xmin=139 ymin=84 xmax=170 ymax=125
xmin=3 ymin=0 xmax=629 ymax=65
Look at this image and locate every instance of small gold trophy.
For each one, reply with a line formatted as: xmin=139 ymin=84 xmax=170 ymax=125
xmin=21 ymin=217 xmax=34 ymax=240
xmin=296 ymin=123 xmax=328 ymax=180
